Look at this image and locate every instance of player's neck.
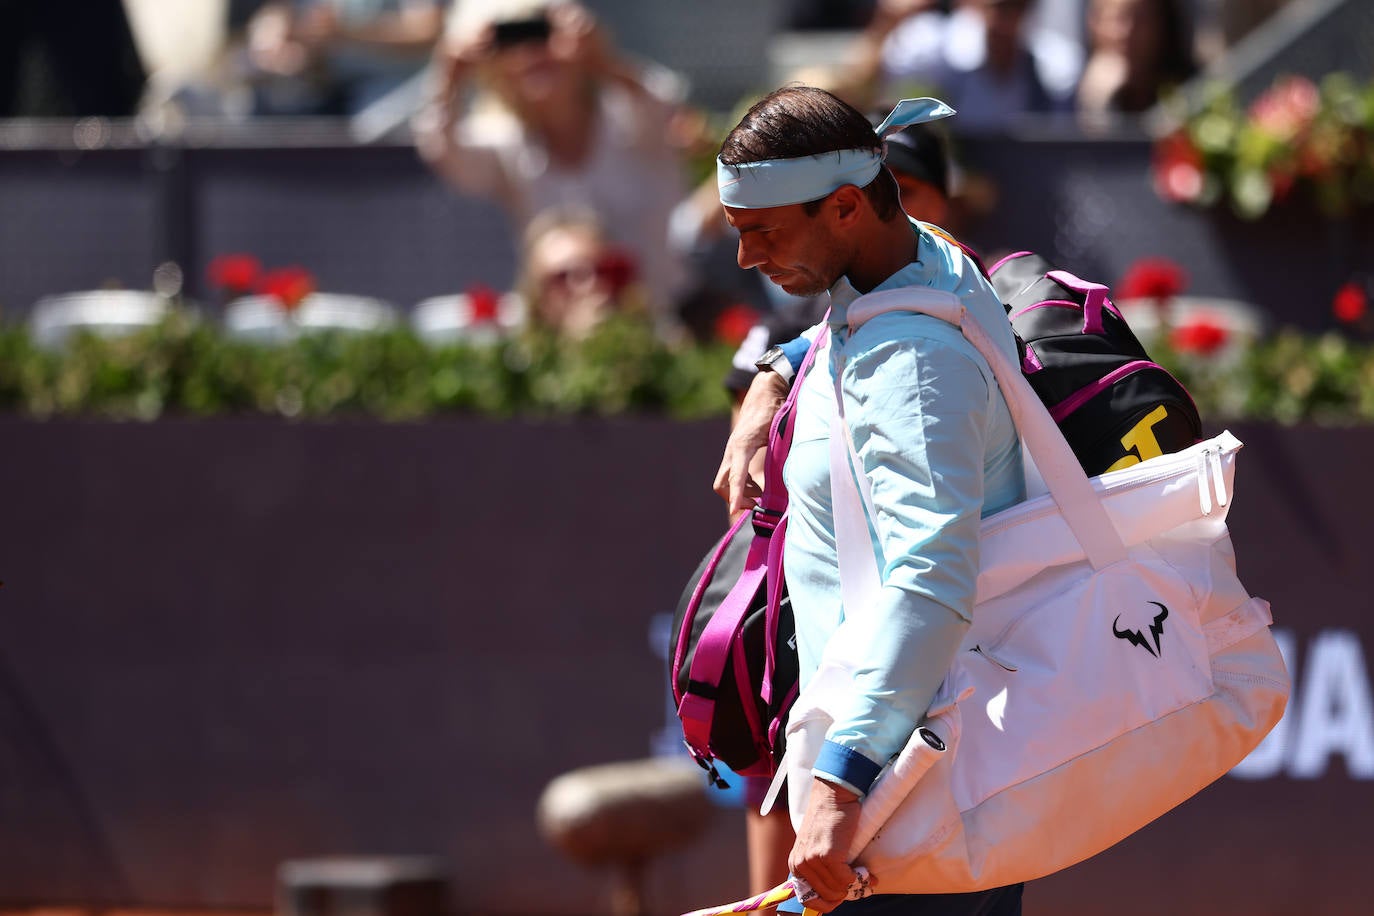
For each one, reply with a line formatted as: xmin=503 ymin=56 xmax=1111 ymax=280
xmin=845 ymin=217 xmax=919 ymax=294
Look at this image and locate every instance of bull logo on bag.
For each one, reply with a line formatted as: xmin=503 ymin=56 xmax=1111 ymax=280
xmin=1113 ymin=601 xmax=1169 ymax=657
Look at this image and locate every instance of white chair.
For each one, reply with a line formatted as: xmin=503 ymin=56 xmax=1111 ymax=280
xmin=223 ymin=292 xmax=399 ymax=344
xmin=28 ymin=290 xmax=176 ymax=350
xmin=410 ymin=291 xmax=526 ymax=346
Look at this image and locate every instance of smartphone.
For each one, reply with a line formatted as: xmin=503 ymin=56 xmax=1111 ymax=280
xmin=491 ymin=15 xmax=552 ymax=48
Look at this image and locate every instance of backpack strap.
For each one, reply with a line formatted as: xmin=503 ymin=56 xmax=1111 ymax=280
xmin=840 ymin=290 xmax=1128 ymax=570
xmin=678 ymin=317 xmax=832 ymax=756
xmin=760 ymin=319 xmax=830 ymax=701
xmin=759 ymin=319 xmax=830 ymax=516
xmin=678 ymin=513 xmax=775 ymax=762
xmin=1045 ymin=268 xmax=1110 ymax=335
xmin=921 ymin=223 xmax=989 ymax=279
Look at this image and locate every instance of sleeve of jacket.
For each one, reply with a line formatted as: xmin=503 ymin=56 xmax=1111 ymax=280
xmin=813 ymin=313 xmax=992 ymax=795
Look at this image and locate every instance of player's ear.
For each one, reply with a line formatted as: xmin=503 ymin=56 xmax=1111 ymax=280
xmin=829 ymin=184 xmax=865 ymax=226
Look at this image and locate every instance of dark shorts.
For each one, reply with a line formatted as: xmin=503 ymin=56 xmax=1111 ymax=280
xmin=779 ymin=883 xmax=1022 ymax=916
xmin=830 ymin=884 xmax=1023 ymax=916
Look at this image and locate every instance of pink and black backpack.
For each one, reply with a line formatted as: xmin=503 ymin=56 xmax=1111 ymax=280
xmin=667 ymin=329 xmax=827 ymax=788
xmin=989 ymin=251 xmax=1203 ymax=476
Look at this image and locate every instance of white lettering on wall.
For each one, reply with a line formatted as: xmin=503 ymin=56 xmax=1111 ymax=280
xmin=1230 ymin=628 xmax=1374 ymax=781
xmin=1291 ymin=630 xmax=1374 ymax=778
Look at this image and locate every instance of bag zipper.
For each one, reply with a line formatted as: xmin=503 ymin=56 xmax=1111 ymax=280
xmin=1194 ymin=444 xmax=1230 ymax=516
xmin=981 ymin=433 xmax=1241 ymax=539
xmin=971 ymin=644 xmax=1019 ymax=672
xmin=1009 ymin=299 xmax=1083 ymax=321
xmin=1196 ymin=448 xmax=1213 ymax=516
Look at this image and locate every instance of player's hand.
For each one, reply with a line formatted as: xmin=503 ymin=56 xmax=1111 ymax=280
xmin=549 ymin=2 xmax=609 ymax=74
xmin=788 ymin=779 xmax=868 ymax=913
xmin=714 ymin=371 xmax=788 ymax=513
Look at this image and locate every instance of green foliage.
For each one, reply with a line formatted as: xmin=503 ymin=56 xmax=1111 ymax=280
xmin=1153 ymin=329 xmax=1374 ymax=426
xmin=0 ymin=311 xmax=736 ymax=422
xmin=3 ymin=310 xmax=1374 ymax=425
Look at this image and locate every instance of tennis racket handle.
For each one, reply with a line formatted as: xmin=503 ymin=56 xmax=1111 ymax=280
xmin=791 ymin=866 xmax=874 ymax=910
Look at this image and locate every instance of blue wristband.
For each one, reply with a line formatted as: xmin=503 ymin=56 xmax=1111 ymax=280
xmin=778 ymin=336 xmax=811 ymax=376
xmin=814 ymin=740 xmax=883 ymax=797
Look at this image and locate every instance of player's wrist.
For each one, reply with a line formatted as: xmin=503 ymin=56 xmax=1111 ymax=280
xmin=754 ymin=345 xmax=795 ymax=383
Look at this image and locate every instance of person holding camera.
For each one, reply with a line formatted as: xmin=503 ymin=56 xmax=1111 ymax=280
xmin=412 ymin=0 xmax=691 ymax=337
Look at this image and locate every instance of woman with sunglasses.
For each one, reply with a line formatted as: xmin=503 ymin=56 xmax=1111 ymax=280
xmin=412 ymin=0 xmax=690 ymax=338
xmin=516 ymin=206 xmax=646 ymax=340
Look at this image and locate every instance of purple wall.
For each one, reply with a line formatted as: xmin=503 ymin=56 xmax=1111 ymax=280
xmin=0 ymin=417 xmax=1370 ymax=915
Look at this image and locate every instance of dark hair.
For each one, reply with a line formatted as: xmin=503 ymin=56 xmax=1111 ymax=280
xmin=1101 ymin=0 xmax=1198 ymax=112
xmin=877 ymin=120 xmax=950 ymax=198
xmin=1154 ymin=0 xmax=1198 ymax=88
xmin=719 ymin=86 xmax=903 ymax=221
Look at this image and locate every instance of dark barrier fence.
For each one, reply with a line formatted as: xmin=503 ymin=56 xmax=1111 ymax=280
xmin=3 ymin=123 xmax=1371 ymax=334
xmin=0 ymin=416 xmax=1370 ymax=915
xmin=0 ymin=134 xmax=519 ymax=318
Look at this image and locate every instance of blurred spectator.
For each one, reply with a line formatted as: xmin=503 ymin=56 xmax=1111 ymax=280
xmin=841 ymin=0 xmax=1083 ymax=131
xmin=884 ymin=117 xmax=954 ymax=226
xmin=0 ymin=0 xmax=146 ymax=117
xmin=517 ymin=206 xmax=647 ymax=340
xmin=411 ymin=0 xmax=691 ymax=338
xmin=1027 ymin=0 xmax=1086 ymax=50
xmin=244 ymin=0 xmax=444 ymax=115
xmin=125 ymin=0 xmax=244 ymax=124
xmin=1076 ymin=0 xmax=1196 ymax=121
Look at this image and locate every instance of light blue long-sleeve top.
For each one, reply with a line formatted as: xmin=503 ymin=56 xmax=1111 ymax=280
xmin=782 ymin=220 xmax=1025 ymax=795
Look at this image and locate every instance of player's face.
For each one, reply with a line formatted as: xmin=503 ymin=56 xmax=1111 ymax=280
xmin=724 ymin=200 xmax=847 ymax=298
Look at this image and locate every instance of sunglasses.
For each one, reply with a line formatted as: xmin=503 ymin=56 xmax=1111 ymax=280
xmin=542 ymin=249 xmax=637 ymax=294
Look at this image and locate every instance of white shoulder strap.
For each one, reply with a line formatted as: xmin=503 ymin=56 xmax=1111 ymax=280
xmin=835 ymin=289 xmax=1127 ymax=571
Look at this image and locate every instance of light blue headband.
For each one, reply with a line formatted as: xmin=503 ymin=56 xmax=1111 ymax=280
xmin=717 ymin=98 xmax=956 ymax=209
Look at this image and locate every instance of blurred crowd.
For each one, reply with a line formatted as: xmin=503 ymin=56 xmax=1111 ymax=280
xmin=2 ymin=0 xmax=1301 ymax=343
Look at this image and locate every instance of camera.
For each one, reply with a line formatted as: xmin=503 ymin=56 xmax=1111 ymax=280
xmin=491 ymin=15 xmax=552 ymax=48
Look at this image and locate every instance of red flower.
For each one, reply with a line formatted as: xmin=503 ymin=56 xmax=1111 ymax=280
xmin=207 ymin=253 xmax=261 ymax=294
xmin=1118 ymin=257 xmax=1189 ymax=301
xmin=1268 ymin=167 xmax=1296 ymax=202
xmin=1249 ymin=75 xmax=1320 ymax=143
xmin=466 ymin=284 xmax=501 ymax=323
xmin=713 ymin=303 xmax=761 ymax=347
xmin=258 ymin=266 xmax=316 ymax=311
xmin=1170 ymin=318 xmax=1229 ymax=355
xmin=1297 ymin=142 xmax=1338 ymax=180
xmin=1151 ymin=132 xmax=1205 ymax=203
xmin=595 ymin=247 xmax=638 ymax=295
xmin=1333 ymin=281 xmax=1368 ymax=324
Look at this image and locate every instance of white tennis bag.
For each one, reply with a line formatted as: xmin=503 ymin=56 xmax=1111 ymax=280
xmin=773 ymin=289 xmax=1290 ymax=894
